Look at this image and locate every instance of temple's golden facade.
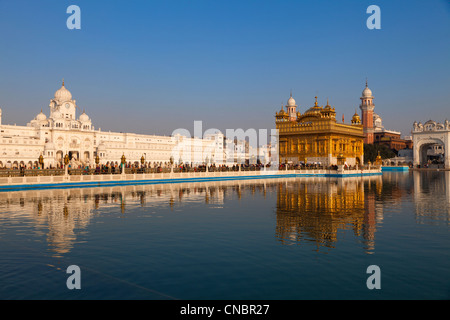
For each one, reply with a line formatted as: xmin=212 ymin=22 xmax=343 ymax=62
xmin=275 ymin=96 xmax=364 ymax=166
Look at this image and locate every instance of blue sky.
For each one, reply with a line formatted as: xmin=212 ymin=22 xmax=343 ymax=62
xmin=0 ymin=0 xmax=449 ymax=137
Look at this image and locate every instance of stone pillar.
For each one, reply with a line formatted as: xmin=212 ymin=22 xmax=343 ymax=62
xmin=445 ymin=151 xmax=450 ymax=169
xmin=413 ymin=143 xmax=420 ymax=167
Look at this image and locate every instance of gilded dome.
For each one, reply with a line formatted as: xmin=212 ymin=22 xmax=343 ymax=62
xmin=351 ymin=111 xmax=361 ymax=124
xmin=323 ymin=98 xmax=333 ymax=111
xmin=304 ymin=96 xmax=322 ymax=115
xmin=54 ymin=80 xmax=72 ymax=102
xmin=277 ymin=103 xmax=287 ymax=116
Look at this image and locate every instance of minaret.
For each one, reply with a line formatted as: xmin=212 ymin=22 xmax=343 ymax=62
xmin=286 ymin=91 xmax=297 ymax=121
xmin=359 ymin=79 xmax=375 ymax=144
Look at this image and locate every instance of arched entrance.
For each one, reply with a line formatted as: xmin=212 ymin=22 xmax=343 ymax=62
xmin=68 ymin=151 xmax=79 ymax=161
xmin=412 ymin=120 xmax=450 ymax=168
xmin=419 ymin=142 xmax=444 ymax=167
xmin=414 ymin=138 xmax=446 ymax=168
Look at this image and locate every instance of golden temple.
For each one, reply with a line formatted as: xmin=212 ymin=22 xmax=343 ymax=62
xmin=275 ymin=95 xmax=364 ymax=166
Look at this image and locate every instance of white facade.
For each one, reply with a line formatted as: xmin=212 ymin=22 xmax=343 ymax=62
xmin=0 ymin=82 xmax=227 ymax=169
xmin=412 ymin=119 xmax=450 ymax=167
xmin=373 ymin=112 xmax=402 ymax=136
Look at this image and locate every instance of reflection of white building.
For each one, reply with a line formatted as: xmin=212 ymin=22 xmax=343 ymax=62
xmin=0 ymin=81 xmax=226 ymax=169
xmin=413 ymin=171 xmax=450 ymax=223
xmin=0 ymin=179 xmax=279 ymax=256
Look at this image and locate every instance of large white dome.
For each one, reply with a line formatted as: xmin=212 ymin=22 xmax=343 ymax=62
xmin=54 ymin=80 xmax=72 ymax=102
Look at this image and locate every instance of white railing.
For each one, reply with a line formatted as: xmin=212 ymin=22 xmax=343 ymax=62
xmin=0 ymin=168 xmax=382 ymax=188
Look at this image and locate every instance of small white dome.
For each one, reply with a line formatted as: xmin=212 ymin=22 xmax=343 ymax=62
xmin=362 ymin=86 xmax=372 ymax=97
xmin=287 ymin=93 xmax=296 ymax=107
xmin=36 ymin=110 xmax=47 ymax=121
xmin=79 ymin=111 xmax=90 ymax=122
xmin=362 ymin=80 xmax=373 ymax=98
xmin=54 ymin=80 xmax=72 ymax=102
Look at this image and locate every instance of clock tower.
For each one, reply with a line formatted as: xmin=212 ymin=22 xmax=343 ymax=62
xmin=359 ymin=80 xmax=375 ymax=144
xmin=50 ymin=80 xmax=77 ymax=120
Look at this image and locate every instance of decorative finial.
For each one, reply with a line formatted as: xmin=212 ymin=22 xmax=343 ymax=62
xmin=327 ymin=97 xmax=329 ymax=106
xmin=290 ymin=89 xmax=292 ymax=98
xmin=314 ymin=96 xmax=318 ymax=106
xmin=365 ymin=78 xmax=368 ymax=87
xmin=62 ymin=78 xmax=65 ymax=86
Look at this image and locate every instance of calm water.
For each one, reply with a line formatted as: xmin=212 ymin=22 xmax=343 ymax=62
xmin=0 ymin=171 xmax=449 ymax=300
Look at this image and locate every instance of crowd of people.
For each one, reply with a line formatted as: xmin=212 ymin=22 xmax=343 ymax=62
xmin=1 ymin=161 xmax=375 ymax=176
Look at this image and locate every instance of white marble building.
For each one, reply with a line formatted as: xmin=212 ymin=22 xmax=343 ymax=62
xmin=0 ymin=81 xmax=228 ymax=169
xmin=412 ymin=119 xmax=450 ymax=167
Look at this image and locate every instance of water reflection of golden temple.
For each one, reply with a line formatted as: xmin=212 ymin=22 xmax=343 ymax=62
xmin=275 ymin=176 xmax=383 ymax=253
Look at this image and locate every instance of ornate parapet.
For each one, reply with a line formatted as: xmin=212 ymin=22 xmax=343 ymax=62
xmin=413 ymin=119 xmax=450 ymax=133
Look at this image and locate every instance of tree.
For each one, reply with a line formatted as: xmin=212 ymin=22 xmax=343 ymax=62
xmin=363 ymin=144 xmax=396 ymax=163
